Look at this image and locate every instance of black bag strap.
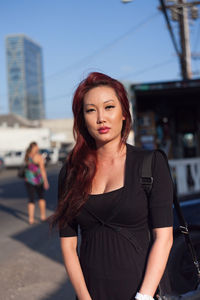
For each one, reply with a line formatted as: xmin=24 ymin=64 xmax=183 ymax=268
xmin=141 ymin=149 xmax=200 ymax=285
xmin=140 ymin=151 xmax=154 ymax=196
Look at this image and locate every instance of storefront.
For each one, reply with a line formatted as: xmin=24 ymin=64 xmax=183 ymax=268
xmin=131 ymin=79 xmax=200 ymax=159
xmin=131 ymin=79 xmax=200 ymax=200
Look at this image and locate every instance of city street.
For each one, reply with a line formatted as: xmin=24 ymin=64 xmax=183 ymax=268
xmin=1 ymin=164 xmax=200 ymax=300
xmin=1 ymin=0 xmax=200 ymax=299
xmin=0 ymin=165 xmax=75 ymax=300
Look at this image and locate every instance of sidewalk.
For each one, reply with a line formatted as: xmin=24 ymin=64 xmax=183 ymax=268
xmin=0 ymin=167 xmax=75 ymax=300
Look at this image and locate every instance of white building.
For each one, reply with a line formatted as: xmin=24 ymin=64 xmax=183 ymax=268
xmin=0 ymin=114 xmax=74 ymax=156
xmin=40 ymin=118 xmax=74 ymax=148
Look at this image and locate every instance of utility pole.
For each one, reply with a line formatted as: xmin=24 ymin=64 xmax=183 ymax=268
xmin=122 ymin=0 xmax=200 ymax=80
xmin=160 ymin=0 xmax=200 ymax=80
xmin=178 ymin=0 xmax=192 ymax=79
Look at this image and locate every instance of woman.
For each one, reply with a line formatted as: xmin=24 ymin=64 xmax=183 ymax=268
xmin=51 ymin=72 xmax=173 ymax=300
xmin=24 ymin=142 xmax=49 ymax=224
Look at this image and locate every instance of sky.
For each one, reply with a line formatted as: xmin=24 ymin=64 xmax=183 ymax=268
xmin=0 ymin=0 xmax=200 ymax=119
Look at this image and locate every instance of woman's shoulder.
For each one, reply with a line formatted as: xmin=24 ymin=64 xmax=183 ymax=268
xmin=127 ymin=143 xmax=144 ymax=151
xmin=32 ymin=153 xmax=43 ymax=164
xmin=127 ymin=143 xmax=169 ymax=166
xmin=126 ymin=143 xmax=149 ymax=156
xmin=127 ymin=143 xmax=167 ymax=157
xmin=125 ymin=144 xmax=151 ymax=171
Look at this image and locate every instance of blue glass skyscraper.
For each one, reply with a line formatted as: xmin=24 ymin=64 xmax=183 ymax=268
xmin=6 ymin=34 xmax=45 ymax=120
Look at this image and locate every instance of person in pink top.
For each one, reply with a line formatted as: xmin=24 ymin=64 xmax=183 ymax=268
xmin=24 ymin=142 xmax=49 ymax=224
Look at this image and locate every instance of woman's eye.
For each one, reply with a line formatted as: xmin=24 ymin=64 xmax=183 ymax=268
xmin=86 ymin=108 xmax=95 ymax=113
xmin=105 ymin=105 xmax=115 ymax=110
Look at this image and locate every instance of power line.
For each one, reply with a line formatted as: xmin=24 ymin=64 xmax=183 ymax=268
xmin=159 ymin=0 xmax=181 ymax=57
xmin=44 ymin=12 xmax=159 ymax=81
xmin=0 ymin=58 xmax=176 ymax=111
xmin=193 ymin=17 xmax=200 ymax=53
xmin=46 ymin=91 xmax=73 ymax=102
xmin=119 ymin=58 xmax=176 ymax=80
xmin=2 ymin=58 xmax=176 ymax=106
xmin=19 ymin=58 xmax=177 ymax=104
xmin=46 ymin=58 xmax=177 ymax=102
xmin=160 ymin=0 xmax=200 ymax=79
xmin=0 ymin=11 xmax=159 ymax=100
xmin=192 ymin=17 xmax=200 ymax=75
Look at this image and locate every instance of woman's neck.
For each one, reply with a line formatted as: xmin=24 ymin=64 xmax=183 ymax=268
xmin=96 ymin=140 xmax=126 ymax=162
xmin=29 ymin=151 xmax=37 ymax=158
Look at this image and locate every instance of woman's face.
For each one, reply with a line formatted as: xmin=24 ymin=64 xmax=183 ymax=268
xmin=83 ymin=86 xmax=125 ymax=147
xmin=32 ymin=144 xmax=39 ymax=154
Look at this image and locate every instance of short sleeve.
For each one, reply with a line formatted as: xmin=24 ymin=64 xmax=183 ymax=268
xmin=59 ymin=219 xmax=78 ymax=237
xmin=149 ymin=150 xmax=174 ymax=229
xmin=58 ymin=163 xmax=78 ymax=237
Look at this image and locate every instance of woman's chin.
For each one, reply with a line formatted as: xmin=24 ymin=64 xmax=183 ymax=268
xmin=94 ymin=135 xmax=122 ymax=147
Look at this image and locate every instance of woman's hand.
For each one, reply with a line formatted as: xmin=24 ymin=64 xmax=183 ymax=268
xmin=36 ymin=154 xmax=49 ymax=189
xmin=138 ymin=227 xmax=173 ymax=297
xmin=44 ymin=180 xmax=49 ymax=190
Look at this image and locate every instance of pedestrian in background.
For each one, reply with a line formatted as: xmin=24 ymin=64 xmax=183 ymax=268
xmin=51 ymin=72 xmax=173 ymax=300
xmin=24 ymin=142 xmax=49 ymax=224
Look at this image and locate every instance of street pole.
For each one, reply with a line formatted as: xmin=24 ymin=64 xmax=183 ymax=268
xmin=122 ymin=0 xmax=200 ymax=80
xmin=159 ymin=0 xmax=200 ymax=80
xmin=178 ymin=0 xmax=192 ymax=79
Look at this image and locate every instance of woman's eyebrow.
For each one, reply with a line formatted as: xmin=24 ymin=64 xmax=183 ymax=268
xmin=85 ymin=99 xmax=115 ymax=106
xmin=104 ymin=99 xmax=115 ymax=103
xmin=84 ymin=103 xmax=96 ymax=107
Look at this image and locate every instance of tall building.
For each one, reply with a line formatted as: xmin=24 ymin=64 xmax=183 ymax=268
xmin=6 ymin=34 xmax=45 ymax=120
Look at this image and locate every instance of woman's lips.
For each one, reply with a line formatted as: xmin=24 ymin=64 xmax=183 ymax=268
xmin=98 ymin=127 xmax=110 ymax=134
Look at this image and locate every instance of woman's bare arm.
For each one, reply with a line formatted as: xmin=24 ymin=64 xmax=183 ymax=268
xmin=137 ymin=227 xmax=173 ymax=298
xmin=36 ymin=154 xmax=49 ymax=189
xmin=60 ymin=237 xmax=92 ymax=300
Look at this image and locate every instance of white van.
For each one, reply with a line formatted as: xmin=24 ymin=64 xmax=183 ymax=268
xmin=4 ymin=151 xmax=25 ymax=167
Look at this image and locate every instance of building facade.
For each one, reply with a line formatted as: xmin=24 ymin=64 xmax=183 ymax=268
xmin=6 ymin=34 xmax=45 ymax=120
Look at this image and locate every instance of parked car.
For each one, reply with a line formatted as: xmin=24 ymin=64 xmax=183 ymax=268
xmin=4 ymin=151 xmax=25 ymax=168
xmin=48 ymin=148 xmax=59 ymax=164
xmin=58 ymin=148 xmax=68 ymax=163
xmin=0 ymin=157 xmax=5 ymax=172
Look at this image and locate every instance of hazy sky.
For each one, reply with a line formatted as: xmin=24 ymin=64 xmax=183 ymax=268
xmin=0 ymin=0 xmax=200 ymax=119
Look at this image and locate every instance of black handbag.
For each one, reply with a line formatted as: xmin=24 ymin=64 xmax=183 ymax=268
xmin=141 ymin=150 xmax=200 ymax=300
xmin=157 ymin=285 xmax=200 ymax=300
xmin=17 ymin=165 xmax=26 ymax=178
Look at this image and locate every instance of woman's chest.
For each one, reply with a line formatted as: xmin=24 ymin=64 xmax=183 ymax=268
xmin=91 ymin=158 xmax=126 ymax=195
xmin=77 ymin=177 xmax=148 ymax=229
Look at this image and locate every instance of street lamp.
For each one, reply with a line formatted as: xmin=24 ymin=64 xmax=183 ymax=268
xmin=121 ymin=0 xmax=133 ymax=3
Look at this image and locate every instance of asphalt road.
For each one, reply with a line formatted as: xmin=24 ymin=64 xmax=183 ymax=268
xmin=0 ymin=165 xmax=75 ymax=300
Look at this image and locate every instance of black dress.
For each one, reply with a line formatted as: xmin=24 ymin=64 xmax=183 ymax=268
xmin=59 ymin=144 xmax=174 ymax=300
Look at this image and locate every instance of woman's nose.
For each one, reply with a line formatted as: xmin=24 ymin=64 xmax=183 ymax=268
xmin=97 ymin=114 xmax=105 ymax=124
xmin=96 ymin=110 xmax=105 ymax=124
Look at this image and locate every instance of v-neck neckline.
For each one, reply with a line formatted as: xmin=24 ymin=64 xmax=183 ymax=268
xmin=88 ymin=143 xmax=129 ymax=197
xmin=84 ymin=144 xmax=131 ymax=224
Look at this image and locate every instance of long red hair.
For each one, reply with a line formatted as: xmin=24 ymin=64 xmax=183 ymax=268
xmin=50 ymin=72 xmax=132 ymax=229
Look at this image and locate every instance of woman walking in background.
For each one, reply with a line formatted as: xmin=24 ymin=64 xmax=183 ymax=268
xmin=24 ymin=142 xmax=49 ymax=224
